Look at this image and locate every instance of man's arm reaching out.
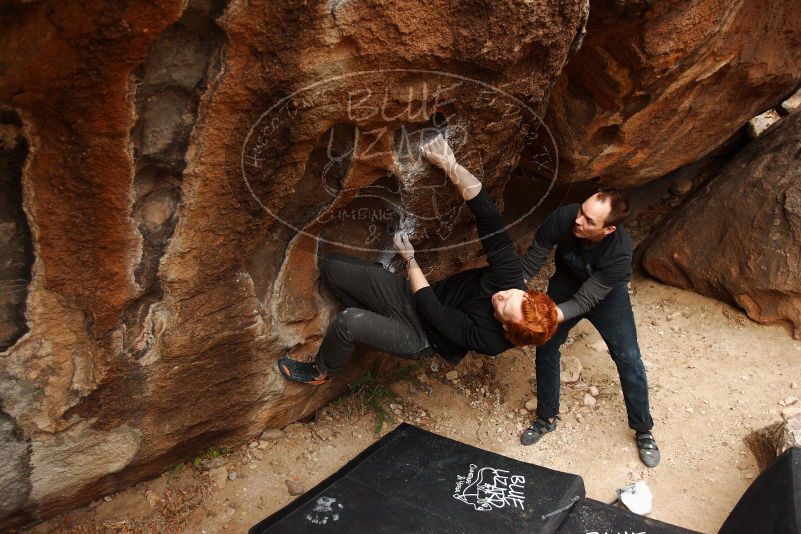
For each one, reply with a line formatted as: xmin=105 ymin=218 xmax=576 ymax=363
xmin=557 ymin=276 xmax=613 ymax=322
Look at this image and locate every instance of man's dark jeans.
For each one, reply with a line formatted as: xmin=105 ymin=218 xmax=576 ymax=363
xmin=535 ymin=275 xmax=654 ymax=433
xmin=314 ymin=254 xmax=434 ymax=374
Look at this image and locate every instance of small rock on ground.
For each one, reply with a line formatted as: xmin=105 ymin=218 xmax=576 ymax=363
xmin=315 ymin=427 xmax=333 ymax=441
xmin=260 ymin=429 xmax=286 ymax=441
xmin=208 ymin=467 xmax=228 ymax=490
xmin=561 ymin=356 xmax=582 ymax=383
xmin=285 ymin=479 xmax=305 ymax=496
xmin=145 ymin=490 xmax=160 ymax=508
xmin=198 ymin=456 xmax=227 ymax=472
xmin=669 ymin=178 xmax=693 ymax=197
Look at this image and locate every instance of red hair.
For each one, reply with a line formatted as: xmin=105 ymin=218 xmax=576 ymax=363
xmin=503 ymin=290 xmax=558 ymax=347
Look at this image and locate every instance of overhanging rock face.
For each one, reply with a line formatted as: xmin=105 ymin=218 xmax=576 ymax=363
xmin=528 ymin=0 xmax=801 ymax=186
xmin=0 ymin=0 xmax=587 ymax=527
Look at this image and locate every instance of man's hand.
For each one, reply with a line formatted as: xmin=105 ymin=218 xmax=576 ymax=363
xmin=393 ymin=231 xmax=415 ymax=261
xmin=420 ymin=134 xmax=457 ymax=174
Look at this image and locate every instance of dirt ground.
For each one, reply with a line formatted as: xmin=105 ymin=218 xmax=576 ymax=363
xmin=22 ymin=275 xmax=801 ymax=534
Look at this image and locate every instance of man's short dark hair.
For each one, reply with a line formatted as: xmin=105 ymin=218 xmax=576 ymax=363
xmin=596 ymin=186 xmax=630 ymax=227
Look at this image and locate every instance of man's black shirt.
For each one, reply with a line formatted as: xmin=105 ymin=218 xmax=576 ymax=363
xmin=520 ymin=203 xmax=633 ymax=320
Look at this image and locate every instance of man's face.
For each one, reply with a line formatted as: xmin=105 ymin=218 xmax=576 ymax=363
xmin=573 ymin=193 xmax=616 ymax=241
xmin=492 ymin=289 xmax=525 ymax=326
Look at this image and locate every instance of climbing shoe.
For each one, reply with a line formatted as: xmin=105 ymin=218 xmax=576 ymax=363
xmin=278 ymin=357 xmax=327 ymax=385
xmin=520 ymin=416 xmax=559 ymax=446
xmin=636 ymin=431 xmax=660 ymax=468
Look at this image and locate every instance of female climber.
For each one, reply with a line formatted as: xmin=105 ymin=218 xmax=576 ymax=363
xmin=278 ymin=134 xmax=558 ymax=384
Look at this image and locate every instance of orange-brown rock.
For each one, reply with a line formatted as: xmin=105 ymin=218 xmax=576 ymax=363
xmin=643 ymin=111 xmax=801 ymax=339
xmin=0 ymin=0 xmax=587 ymax=527
xmin=532 ymin=0 xmax=801 ymax=185
xmin=745 ymin=414 xmax=801 ymax=472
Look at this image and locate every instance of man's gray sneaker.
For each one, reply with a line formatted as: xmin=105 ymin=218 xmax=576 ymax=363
xmin=636 ymin=431 xmax=660 ymax=468
xmin=520 ymin=416 xmax=558 ymax=446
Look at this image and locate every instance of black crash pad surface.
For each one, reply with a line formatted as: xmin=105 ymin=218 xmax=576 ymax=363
xmin=719 ymin=446 xmax=801 ymax=534
xmin=250 ymin=423 xmax=585 ymax=533
xmin=557 ymin=498 xmax=700 ymax=534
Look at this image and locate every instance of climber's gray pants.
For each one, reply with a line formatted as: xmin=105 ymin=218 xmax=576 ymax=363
xmin=315 ymin=254 xmax=433 ymax=373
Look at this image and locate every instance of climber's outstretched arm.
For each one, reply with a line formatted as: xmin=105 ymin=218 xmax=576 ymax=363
xmin=420 ymin=134 xmax=482 ymax=201
xmin=420 ymin=134 xmax=523 ymax=289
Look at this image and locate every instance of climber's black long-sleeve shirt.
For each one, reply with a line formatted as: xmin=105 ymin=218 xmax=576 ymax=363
xmin=414 ymin=187 xmax=526 ymax=364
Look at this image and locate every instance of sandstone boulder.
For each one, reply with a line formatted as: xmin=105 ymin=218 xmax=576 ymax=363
xmin=528 ymin=0 xmax=801 ymax=185
xmin=643 ymin=111 xmax=801 ymax=338
xmin=0 ymin=0 xmax=587 ymax=527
